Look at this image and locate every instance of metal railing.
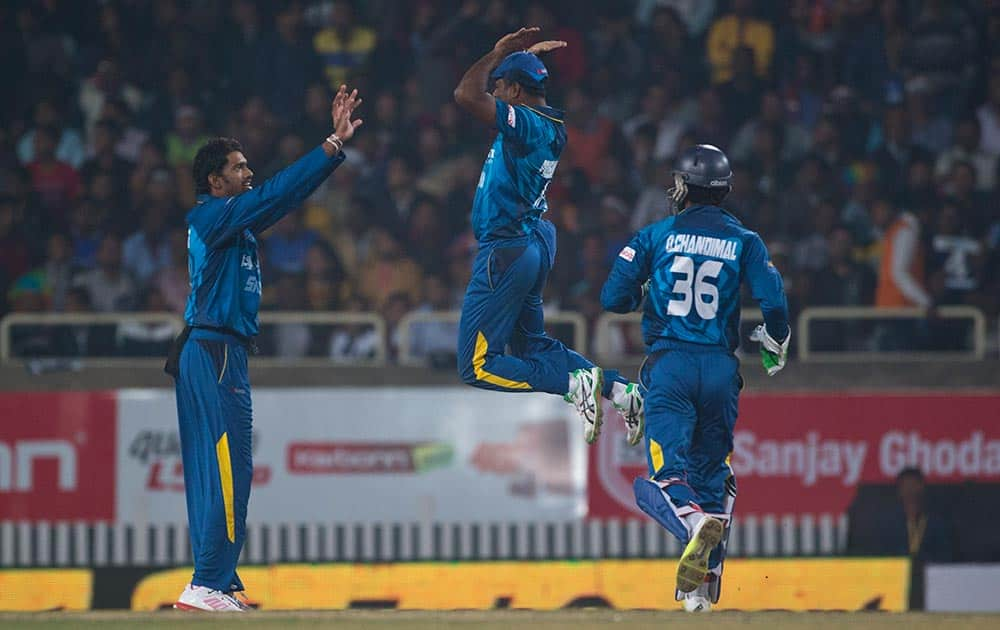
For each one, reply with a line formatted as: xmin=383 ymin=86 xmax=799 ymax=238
xmin=0 ymin=311 xmax=387 ymax=367
xmin=1 ymin=307 xmax=993 ymax=367
xmin=396 ymin=309 xmax=588 ymax=367
xmin=797 ymin=306 xmax=987 ymax=362
xmin=257 ymin=311 xmax=387 ymax=367
xmin=593 ymin=308 xmax=764 ymax=360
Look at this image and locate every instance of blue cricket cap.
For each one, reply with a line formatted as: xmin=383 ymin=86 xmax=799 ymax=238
xmin=490 ymin=51 xmax=548 ymax=91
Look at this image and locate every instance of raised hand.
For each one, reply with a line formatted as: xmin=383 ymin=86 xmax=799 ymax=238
xmin=493 ymin=26 xmax=541 ymax=55
xmin=526 ymin=40 xmax=567 ymax=55
xmin=330 ymin=85 xmax=363 ymax=141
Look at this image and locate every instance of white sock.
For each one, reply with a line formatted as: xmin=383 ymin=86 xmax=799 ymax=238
xmin=610 ymin=380 xmax=629 ymax=403
xmin=684 ymin=512 xmax=706 ymax=534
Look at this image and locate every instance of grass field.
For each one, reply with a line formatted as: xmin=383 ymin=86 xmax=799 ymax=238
xmin=0 ymin=611 xmax=998 ymax=629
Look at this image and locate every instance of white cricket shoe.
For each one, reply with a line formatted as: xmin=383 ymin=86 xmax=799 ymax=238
xmin=612 ymin=383 xmax=645 ymax=446
xmin=174 ymin=584 xmax=246 ymax=612
xmin=682 ymin=581 xmax=712 ymax=612
xmin=566 ymin=367 xmax=604 ymax=444
xmin=676 ymin=516 xmax=724 ymax=593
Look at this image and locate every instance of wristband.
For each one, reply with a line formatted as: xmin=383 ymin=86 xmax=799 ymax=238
xmin=324 ymin=133 xmax=343 ymax=153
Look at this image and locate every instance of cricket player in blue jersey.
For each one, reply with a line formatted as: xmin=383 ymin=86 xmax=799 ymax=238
xmin=452 ymin=27 xmax=643 ymax=444
xmin=165 ymin=86 xmax=362 ymax=612
xmin=601 ymin=145 xmax=790 ymax=612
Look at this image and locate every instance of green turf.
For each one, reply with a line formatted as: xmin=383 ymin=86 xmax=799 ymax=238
xmin=0 ymin=611 xmax=998 ymax=630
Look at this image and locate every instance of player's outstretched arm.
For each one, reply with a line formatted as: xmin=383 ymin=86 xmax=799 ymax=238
xmin=193 ymin=85 xmax=363 ymax=246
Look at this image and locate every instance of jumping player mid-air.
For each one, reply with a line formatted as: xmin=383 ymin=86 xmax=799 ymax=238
xmin=600 ymin=145 xmax=790 ymax=612
xmin=452 ymin=27 xmax=643 ymax=444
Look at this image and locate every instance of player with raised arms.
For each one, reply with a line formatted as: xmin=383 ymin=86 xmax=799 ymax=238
xmin=166 ymin=85 xmax=362 ymax=612
xmin=601 ymin=144 xmax=790 ymax=611
xmin=452 ymin=26 xmax=644 ymax=444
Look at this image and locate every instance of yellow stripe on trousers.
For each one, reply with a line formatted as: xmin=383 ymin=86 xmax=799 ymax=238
xmin=473 ymin=331 xmax=532 ymax=390
xmin=215 ymin=432 xmax=235 ymax=543
xmin=649 ymin=438 xmax=665 ymax=474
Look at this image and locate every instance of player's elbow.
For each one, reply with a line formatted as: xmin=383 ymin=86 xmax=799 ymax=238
xmin=453 ymin=86 xmax=473 ymax=108
xmin=600 ymin=288 xmax=630 ymax=314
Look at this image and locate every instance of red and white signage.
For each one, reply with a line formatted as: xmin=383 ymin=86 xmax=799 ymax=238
xmin=115 ymin=388 xmax=585 ymax=524
xmin=588 ymin=394 xmax=1000 ymax=519
xmin=3 ymin=389 xmax=996 ymax=526
xmin=0 ymin=392 xmax=116 ymax=521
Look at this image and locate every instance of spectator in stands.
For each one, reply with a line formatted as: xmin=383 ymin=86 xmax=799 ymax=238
xmin=905 ymin=78 xmax=953 ymax=156
xmin=265 ymin=211 xmax=321 ymax=275
xmin=564 ymin=86 xmax=620 ymax=186
xmin=792 ymin=200 xmax=837 ymax=273
xmin=357 ymin=228 xmax=422 ymax=310
xmin=405 ymin=197 xmax=450 ymax=277
xmin=312 ymin=0 xmax=376 ymax=90
xmin=38 ymin=233 xmax=75 ymax=312
xmin=945 ymin=161 xmax=990 ymax=232
xmin=365 ymin=156 xmax=427 ymax=238
xmin=27 ymin=125 xmax=82 ymax=223
xmin=719 ymin=46 xmax=766 ymax=132
xmin=835 ymin=0 xmax=890 ymax=107
xmin=0 ymin=194 xmax=31 ymax=306
xmin=303 ymin=240 xmax=345 ymax=311
xmin=706 ymin=0 xmax=774 ymax=84
xmin=265 ymin=272 xmax=313 ymax=359
xmin=847 ymin=467 xmax=955 ymax=562
xmin=95 ymin=98 xmax=149 ymax=163
xmin=639 ymin=6 xmax=699 ymax=87
xmin=328 ymin=296 xmax=379 ymax=362
xmin=976 ymin=71 xmax=1000 ymax=156
xmin=871 ymin=105 xmax=928 ymax=201
xmin=123 ymin=205 xmax=172 ymax=284
xmin=80 ymin=119 xmax=132 ymax=185
xmin=155 ymin=228 xmax=190 ymax=315
xmin=409 ymin=274 xmax=460 ymax=367
xmin=78 ymin=58 xmax=144 ymax=137
xmin=901 ymin=0 xmax=977 ymax=116
xmin=116 ymin=287 xmax=181 ymax=357
xmin=223 ymin=0 xmax=266 ymax=102
xmin=72 ymin=233 xmax=137 ymax=312
xmin=811 ymin=225 xmax=875 ymax=307
xmin=927 ymin=202 xmax=984 ymax=307
xmin=16 ymin=98 xmax=85 ymax=169
xmin=935 ymin=117 xmax=997 ymax=194
xmin=165 ymin=105 xmax=210 ymax=167
xmin=731 ymin=90 xmax=812 ymax=164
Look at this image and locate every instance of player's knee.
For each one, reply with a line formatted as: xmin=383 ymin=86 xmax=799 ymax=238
xmin=459 ymin=367 xmax=479 ymax=386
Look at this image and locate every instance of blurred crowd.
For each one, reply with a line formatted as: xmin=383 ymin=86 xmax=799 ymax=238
xmin=2 ymin=0 xmax=1000 ymax=360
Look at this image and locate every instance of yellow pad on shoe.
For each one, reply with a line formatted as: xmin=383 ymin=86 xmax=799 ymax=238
xmin=676 ymin=516 xmax=724 ymax=593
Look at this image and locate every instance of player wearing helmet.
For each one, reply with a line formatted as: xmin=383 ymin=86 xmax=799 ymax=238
xmin=600 ymin=144 xmax=790 ymax=611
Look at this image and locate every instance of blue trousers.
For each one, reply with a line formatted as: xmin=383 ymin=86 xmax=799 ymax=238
xmin=458 ymin=220 xmax=621 ymax=396
xmin=175 ymin=328 xmax=252 ymax=593
xmin=641 ymin=345 xmax=740 ymax=513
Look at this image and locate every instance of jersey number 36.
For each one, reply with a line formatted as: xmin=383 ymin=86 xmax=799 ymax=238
xmin=666 ymin=256 xmax=722 ymax=320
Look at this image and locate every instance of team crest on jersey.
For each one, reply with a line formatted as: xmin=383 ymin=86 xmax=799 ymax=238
xmin=507 ymin=104 xmax=516 ymax=128
xmin=619 ymin=246 xmax=636 ymax=262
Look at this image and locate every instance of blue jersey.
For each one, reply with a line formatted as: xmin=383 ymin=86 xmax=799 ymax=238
xmin=471 ymin=99 xmax=566 ymax=242
xmin=600 ymin=205 xmax=789 ymax=353
xmin=184 ymin=146 xmax=345 ymax=337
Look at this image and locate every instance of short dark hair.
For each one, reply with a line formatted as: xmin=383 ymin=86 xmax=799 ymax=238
xmin=896 ymin=467 xmax=924 ymax=484
xmin=193 ymin=137 xmax=243 ymax=195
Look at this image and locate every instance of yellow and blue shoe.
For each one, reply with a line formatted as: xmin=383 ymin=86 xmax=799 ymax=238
xmin=676 ymin=516 xmax=724 ymax=593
